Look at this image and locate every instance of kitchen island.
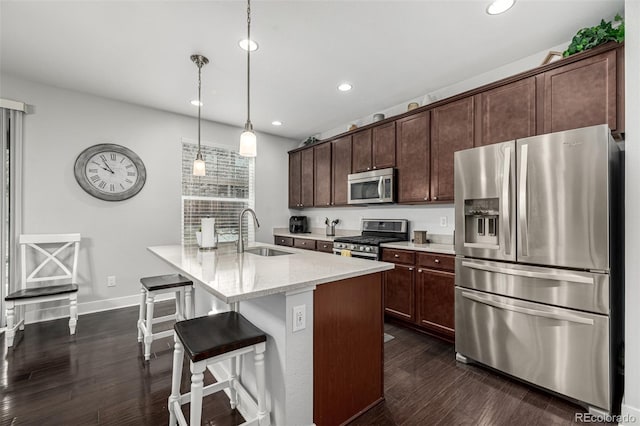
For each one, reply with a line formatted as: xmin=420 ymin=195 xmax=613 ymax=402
xmin=148 ymin=243 xmax=394 ymax=426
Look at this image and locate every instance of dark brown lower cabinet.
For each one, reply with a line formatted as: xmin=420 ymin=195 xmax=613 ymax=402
xmin=416 ymin=268 xmax=455 ymax=339
xmin=274 ymin=236 xmax=333 ymax=254
xmin=384 ymin=264 xmax=415 ymax=322
xmin=382 ymin=248 xmax=455 ymax=341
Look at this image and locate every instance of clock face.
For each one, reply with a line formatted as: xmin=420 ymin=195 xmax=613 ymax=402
xmin=74 ymin=144 xmax=146 ymax=201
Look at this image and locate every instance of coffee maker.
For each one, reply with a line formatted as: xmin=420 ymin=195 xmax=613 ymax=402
xmin=289 ymin=216 xmax=309 ymax=233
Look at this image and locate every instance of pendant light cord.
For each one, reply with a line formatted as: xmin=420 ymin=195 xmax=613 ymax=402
xmin=197 ymin=61 xmax=202 ymax=154
xmin=246 ymin=0 xmax=251 ymax=126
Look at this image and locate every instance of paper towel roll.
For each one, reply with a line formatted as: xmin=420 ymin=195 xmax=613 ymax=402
xmin=201 ymin=218 xmax=216 ymax=248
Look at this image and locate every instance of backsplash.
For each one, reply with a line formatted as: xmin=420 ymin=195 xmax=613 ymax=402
xmin=288 ymin=204 xmax=455 ymax=236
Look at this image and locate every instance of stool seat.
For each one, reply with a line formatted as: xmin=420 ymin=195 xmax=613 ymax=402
xmin=141 ymin=274 xmax=192 ymax=291
xmin=175 ymin=312 xmax=267 ymax=362
xmin=5 ymin=284 xmax=78 ymax=301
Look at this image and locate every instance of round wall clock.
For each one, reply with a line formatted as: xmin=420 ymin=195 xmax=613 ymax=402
xmin=74 ymin=143 xmax=147 ymax=201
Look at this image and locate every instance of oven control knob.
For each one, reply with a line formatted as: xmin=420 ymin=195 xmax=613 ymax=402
xmin=365 ymin=247 xmax=372 ymax=252
xmin=359 ymin=246 xmax=365 ymax=251
xmin=350 ymin=245 xmax=356 ymax=250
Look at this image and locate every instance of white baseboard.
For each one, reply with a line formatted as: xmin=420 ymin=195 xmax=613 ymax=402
xmin=23 ymin=293 xmax=176 ymax=325
xmin=620 ymin=403 xmax=640 ymax=426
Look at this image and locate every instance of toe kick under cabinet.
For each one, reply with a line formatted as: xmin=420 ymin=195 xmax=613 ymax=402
xmin=382 ymin=248 xmax=455 ymax=341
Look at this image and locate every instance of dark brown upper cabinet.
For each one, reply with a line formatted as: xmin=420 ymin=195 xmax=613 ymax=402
xmin=396 ymin=111 xmax=430 ymax=204
xmin=372 ymin=122 xmax=396 ymax=169
xmin=288 ymin=151 xmax=302 ymax=208
xmin=351 ymin=122 xmax=396 ymax=173
xmin=351 ymin=129 xmax=372 ymax=173
xmin=542 ymin=49 xmax=618 ymax=134
xmin=477 ymin=77 xmax=537 ymax=147
xmin=300 ymin=148 xmax=314 ymax=208
xmin=331 ymin=136 xmax=352 ymax=206
xmin=431 ymin=97 xmax=475 ymax=202
xmin=314 ymin=143 xmax=332 ymax=207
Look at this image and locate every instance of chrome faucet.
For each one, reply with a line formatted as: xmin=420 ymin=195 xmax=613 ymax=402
xmin=237 ymin=208 xmax=260 ymax=253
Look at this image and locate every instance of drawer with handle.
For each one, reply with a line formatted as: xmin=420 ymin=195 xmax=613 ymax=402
xmin=274 ymin=236 xmax=294 ymax=247
xmin=316 ymin=241 xmax=334 ymax=253
xmin=381 ymin=249 xmax=415 ymax=265
xmin=294 ymin=238 xmax=317 ymax=250
xmin=417 ymin=252 xmax=455 ymax=272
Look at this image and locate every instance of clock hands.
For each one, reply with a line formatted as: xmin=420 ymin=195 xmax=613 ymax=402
xmin=91 ymin=160 xmax=112 ymax=173
xmin=100 ymin=159 xmax=115 ymax=174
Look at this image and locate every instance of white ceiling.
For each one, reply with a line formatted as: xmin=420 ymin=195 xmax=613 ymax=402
xmin=0 ymin=1 xmax=624 ymax=140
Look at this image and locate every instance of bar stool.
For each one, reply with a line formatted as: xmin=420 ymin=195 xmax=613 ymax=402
xmin=168 ymin=312 xmax=270 ymax=426
xmin=137 ymin=274 xmax=194 ymax=361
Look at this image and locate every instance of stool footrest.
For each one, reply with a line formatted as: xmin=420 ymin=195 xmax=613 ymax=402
xmin=172 ymin=399 xmax=188 ymax=426
xmin=178 ymin=379 xmax=232 ymax=405
xmin=152 ymin=314 xmax=176 ymax=325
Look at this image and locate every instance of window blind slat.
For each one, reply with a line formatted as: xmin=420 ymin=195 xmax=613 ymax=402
xmin=181 ymin=142 xmax=255 ymax=247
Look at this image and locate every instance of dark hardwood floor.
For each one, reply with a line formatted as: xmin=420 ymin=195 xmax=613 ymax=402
xmin=1 ymin=301 xmax=243 ymax=425
xmin=351 ymin=324 xmax=611 ymax=426
xmin=1 ymin=303 xmax=609 ymax=426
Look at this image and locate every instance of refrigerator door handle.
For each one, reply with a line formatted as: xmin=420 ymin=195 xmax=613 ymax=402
xmin=461 ymin=291 xmax=595 ymax=325
xmin=461 ymin=260 xmax=595 ymax=285
xmin=502 ymin=146 xmax=511 ymax=255
xmin=519 ymin=144 xmax=529 ymax=256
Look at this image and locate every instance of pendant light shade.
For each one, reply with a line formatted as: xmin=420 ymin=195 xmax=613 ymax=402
xmin=191 ymin=54 xmax=209 ymax=176
xmin=239 ymin=0 xmax=257 ymax=157
xmin=239 ymin=124 xmax=257 ymax=157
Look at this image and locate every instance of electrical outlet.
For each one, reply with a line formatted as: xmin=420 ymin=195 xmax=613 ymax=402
xmin=107 ymin=276 xmax=116 ymax=287
xmin=440 ymin=216 xmax=448 ymax=227
xmin=293 ymin=305 xmax=306 ymax=332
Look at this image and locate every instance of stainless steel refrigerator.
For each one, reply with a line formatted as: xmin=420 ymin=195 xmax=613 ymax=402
xmin=454 ymin=124 xmax=623 ymax=414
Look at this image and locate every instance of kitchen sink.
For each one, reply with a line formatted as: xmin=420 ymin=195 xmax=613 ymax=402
xmin=244 ymin=247 xmax=292 ymax=257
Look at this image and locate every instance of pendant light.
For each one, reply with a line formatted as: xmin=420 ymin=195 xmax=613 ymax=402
xmin=239 ymin=0 xmax=257 ymax=157
xmin=191 ymin=54 xmax=209 ymax=176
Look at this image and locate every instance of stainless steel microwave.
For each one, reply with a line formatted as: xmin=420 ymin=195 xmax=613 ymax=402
xmin=347 ymin=168 xmax=395 ymax=204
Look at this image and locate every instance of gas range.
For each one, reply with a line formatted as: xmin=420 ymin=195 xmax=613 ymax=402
xmin=333 ymin=219 xmax=409 ymax=260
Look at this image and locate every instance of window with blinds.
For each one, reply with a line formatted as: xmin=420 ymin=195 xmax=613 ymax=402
xmin=182 ymin=142 xmax=255 ymax=247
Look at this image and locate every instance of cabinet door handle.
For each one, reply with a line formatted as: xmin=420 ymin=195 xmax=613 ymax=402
xmin=367 ymin=167 xmax=371 ymax=171
xmin=394 ymin=254 xmax=399 ymax=258
xmin=418 ymin=269 xmax=423 ymax=273
xmin=434 ymin=259 xmax=440 ymax=264
xmin=373 ymin=166 xmax=377 ymax=169
xmin=326 ymin=202 xmax=329 ymax=205
xmin=424 ymin=197 xmax=428 ymax=201
xmin=433 ymin=196 xmax=438 ymax=201
xmin=408 ymin=267 xmax=414 ymax=271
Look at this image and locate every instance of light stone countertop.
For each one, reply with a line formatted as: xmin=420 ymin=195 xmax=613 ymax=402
xmin=272 ymin=227 xmax=359 ymax=243
xmin=272 ymin=231 xmax=335 ymax=242
xmin=380 ymin=241 xmax=456 ymax=255
xmin=148 ymin=243 xmax=394 ymax=303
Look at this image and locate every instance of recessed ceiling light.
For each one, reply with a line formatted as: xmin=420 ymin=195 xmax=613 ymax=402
xmin=337 ymin=83 xmax=352 ymax=92
xmin=486 ymin=0 xmax=515 ymax=15
xmin=190 ymin=100 xmax=203 ymax=107
xmin=239 ymin=39 xmax=259 ymax=51
xmin=271 ymin=121 xmax=283 ymax=126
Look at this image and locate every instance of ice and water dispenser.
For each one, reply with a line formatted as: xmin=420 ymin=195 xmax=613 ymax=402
xmin=464 ymin=198 xmax=499 ymax=246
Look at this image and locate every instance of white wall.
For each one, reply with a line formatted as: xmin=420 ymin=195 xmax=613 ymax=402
xmin=0 ymin=73 xmax=297 ymax=316
xmin=623 ymin=1 xmax=640 ymax=423
xmin=297 ymin=205 xmax=455 ymax=238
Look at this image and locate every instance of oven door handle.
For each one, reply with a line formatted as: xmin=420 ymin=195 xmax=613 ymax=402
xmin=332 ymin=249 xmax=378 ymax=259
